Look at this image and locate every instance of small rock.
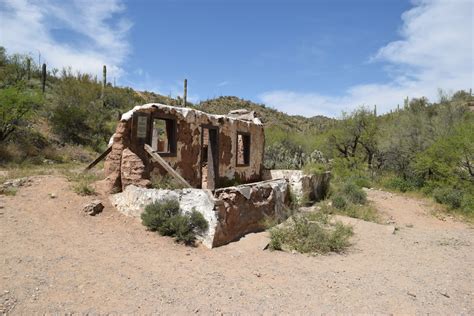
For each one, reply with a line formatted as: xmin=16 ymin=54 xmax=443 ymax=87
xmin=49 ymin=193 xmax=57 ymax=199
xmin=82 ymin=200 xmax=104 ymax=216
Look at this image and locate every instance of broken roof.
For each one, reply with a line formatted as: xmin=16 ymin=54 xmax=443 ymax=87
xmin=121 ymin=103 xmax=263 ymax=125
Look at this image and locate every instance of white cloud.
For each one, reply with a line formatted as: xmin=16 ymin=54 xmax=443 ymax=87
xmin=0 ymin=0 xmax=131 ymax=79
xmin=217 ymin=81 xmax=229 ymax=87
xmin=260 ymin=0 xmax=473 ymax=117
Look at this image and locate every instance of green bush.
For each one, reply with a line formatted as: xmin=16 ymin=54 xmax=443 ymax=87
xmin=341 ymin=182 xmax=367 ymax=204
xmin=65 ymin=171 xmax=98 ymax=196
xmin=73 ymin=181 xmax=95 ymax=196
xmin=347 ymin=175 xmax=371 ymax=188
xmin=268 ymin=213 xmax=353 ymax=254
xmin=461 ymin=195 xmax=474 ymax=215
xmin=383 ymin=176 xmax=418 ymax=193
xmin=150 ymin=174 xmax=185 ymax=190
xmin=332 ymin=195 xmax=347 ymax=209
xmin=433 ymin=187 xmax=463 ymax=209
xmin=141 ymin=200 xmax=208 ymax=245
xmin=302 ymin=162 xmax=328 ymax=176
xmin=141 ymin=199 xmax=180 ymax=232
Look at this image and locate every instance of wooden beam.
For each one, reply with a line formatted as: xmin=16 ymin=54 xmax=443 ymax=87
xmin=84 ymin=145 xmax=112 ymax=171
xmin=144 ymin=144 xmax=192 ymax=188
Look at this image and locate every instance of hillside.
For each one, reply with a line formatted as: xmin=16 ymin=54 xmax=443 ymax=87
xmin=197 ymin=96 xmax=334 ymax=133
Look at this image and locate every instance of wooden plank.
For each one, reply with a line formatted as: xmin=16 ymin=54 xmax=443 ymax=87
xmin=84 ymin=145 xmax=112 ymax=171
xmin=144 ymin=144 xmax=192 ymax=188
xmin=207 ymin=137 xmax=215 ymax=190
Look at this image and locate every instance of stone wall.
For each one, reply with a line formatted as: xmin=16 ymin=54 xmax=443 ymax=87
xmin=212 ymin=179 xmax=289 ymax=247
xmin=111 ymin=185 xmax=217 ymax=247
xmin=262 ymin=170 xmax=331 ymax=203
xmin=104 ymin=103 xmax=265 ymax=193
xmin=111 ymin=178 xmax=289 ymax=248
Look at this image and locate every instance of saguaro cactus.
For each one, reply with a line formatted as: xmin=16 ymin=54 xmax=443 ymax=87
xmin=101 ymin=65 xmax=107 ymax=100
xmin=103 ymin=65 xmax=107 ymax=88
xmin=183 ymin=78 xmax=187 ymax=107
xmin=41 ymin=63 xmax=46 ymax=93
xmin=26 ymin=58 xmax=31 ymax=80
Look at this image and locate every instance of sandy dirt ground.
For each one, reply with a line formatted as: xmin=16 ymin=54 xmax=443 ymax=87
xmin=1 ymin=175 xmax=473 ymax=314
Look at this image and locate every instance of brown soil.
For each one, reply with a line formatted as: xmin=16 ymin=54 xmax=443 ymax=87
xmin=1 ymin=176 xmax=473 ymax=314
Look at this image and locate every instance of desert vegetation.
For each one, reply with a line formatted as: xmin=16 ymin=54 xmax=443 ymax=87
xmin=268 ymin=211 xmax=353 ymax=254
xmin=141 ymin=200 xmax=209 ymax=245
xmin=1 ymin=47 xmax=472 ymax=221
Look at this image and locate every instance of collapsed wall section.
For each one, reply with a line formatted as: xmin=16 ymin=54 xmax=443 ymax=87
xmin=111 ymin=178 xmax=289 ymax=248
xmin=212 ymin=179 xmax=289 ymax=247
xmin=262 ymin=170 xmax=331 ymax=203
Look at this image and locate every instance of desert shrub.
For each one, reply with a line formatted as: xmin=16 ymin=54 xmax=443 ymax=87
xmin=332 ymin=195 xmax=347 ymax=210
xmin=0 ymin=186 xmax=17 ymax=196
xmin=268 ymin=213 xmax=353 ymax=254
xmin=141 ymin=200 xmax=208 ymax=245
xmin=433 ymin=187 xmax=463 ymax=209
xmin=65 ymin=171 xmax=98 ymax=196
xmin=341 ymin=182 xmax=367 ymax=205
xmin=342 ymin=204 xmax=379 ymax=222
xmin=49 ymin=71 xmax=114 ymax=150
xmin=461 ymin=195 xmax=474 ymax=215
xmin=321 ymin=201 xmax=379 ymax=223
xmin=150 ymin=174 xmax=185 ymax=190
xmin=0 ymin=86 xmax=43 ymax=143
xmin=141 ymin=199 xmax=180 ymax=232
xmin=74 ymin=181 xmax=95 ymax=196
xmin=383 ymin=176 xmax=419 ymax=193
xmin=347 ymin=175 xmax=371 ymax=188
xmin=302 ymin=162 xmax=328 ymax=176
xmin=189 ymin=210 xmax=209 ymax=232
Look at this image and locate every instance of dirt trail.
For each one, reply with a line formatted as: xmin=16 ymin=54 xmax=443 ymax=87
xmin=1 ymin=175 xmax=473 ymax=314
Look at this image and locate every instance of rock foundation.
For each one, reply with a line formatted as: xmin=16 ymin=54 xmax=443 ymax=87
xmin=111 ymin=178 xmax=289 ymax=248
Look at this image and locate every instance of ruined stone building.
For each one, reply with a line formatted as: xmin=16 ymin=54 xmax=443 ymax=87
xmin=104 ymin=103 xmax=329 ymax=247
xmin=104 ymin=103 xmax=265 ymax=192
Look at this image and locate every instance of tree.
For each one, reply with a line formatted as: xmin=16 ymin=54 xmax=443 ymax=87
xmin=49 ymin=69 xmax=114 ymax=150
xmin=328 ymin=106 xmax=378 ymax=169
xmin=0 ymin=86 xmax=42 ymax=142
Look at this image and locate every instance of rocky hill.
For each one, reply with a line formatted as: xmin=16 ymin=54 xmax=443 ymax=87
xmin=197 ymin=96 xmax=334 ymax=133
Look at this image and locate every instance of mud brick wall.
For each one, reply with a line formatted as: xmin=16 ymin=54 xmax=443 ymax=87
xmin=104 ymin=104 xmax=265 ymax=193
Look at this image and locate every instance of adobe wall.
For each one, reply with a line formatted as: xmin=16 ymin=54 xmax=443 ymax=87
xmin=104 ymin=104 xmax=265 ymax=193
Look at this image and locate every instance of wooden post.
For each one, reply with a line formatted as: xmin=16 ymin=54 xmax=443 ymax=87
xmin=41 ymin=63 xmax=46 ymax=93
xmin=84 ymin=146 xmax=112 ymax=171
xmin=144 ymin=144 xmax=192 ymax=188
xmin=183 ymin=79 xmax=187 ymax=107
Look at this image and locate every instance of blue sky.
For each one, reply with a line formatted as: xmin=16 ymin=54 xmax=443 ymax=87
xmin=1 ymin=0 xmax=472 ymax=117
